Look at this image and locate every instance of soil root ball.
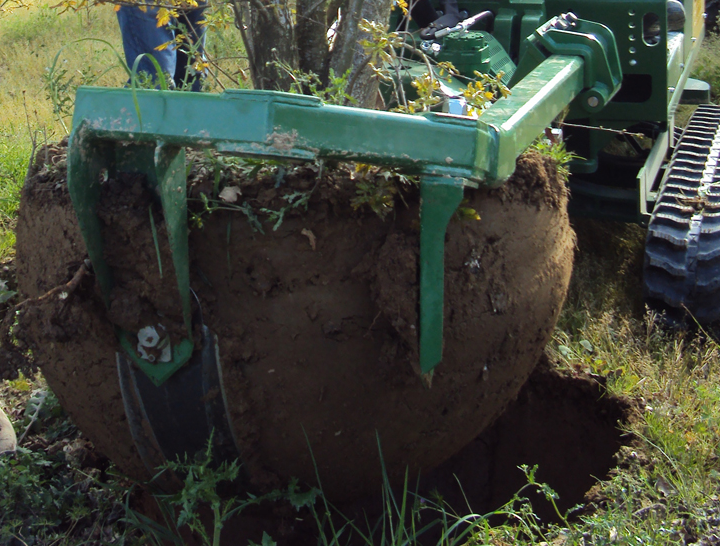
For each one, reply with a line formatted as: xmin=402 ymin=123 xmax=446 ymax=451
xmin=15 ymin=145 xmax=574 ymax=500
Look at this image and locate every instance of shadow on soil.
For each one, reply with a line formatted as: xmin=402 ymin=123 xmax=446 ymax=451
xmin=419 ymin=357 xmax=630 ymax=524
xmin=209 ymin=356 xmax=631 ymax=545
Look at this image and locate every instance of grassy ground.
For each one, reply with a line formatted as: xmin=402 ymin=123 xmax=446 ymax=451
xmin=0 ymin=0 xmax=124 ymax=258
xmin=549 ymin=222 xmax=720 ymax=545
xmin=3 ymin=6 xmax=720 ymax=546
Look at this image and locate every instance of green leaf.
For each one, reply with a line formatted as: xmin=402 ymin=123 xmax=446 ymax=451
xmin=255 ymin=531 xmax=277 ymax=546
xmin=0 ymin=289 xmax=17 ymax=304
xmin=287 ymin=486 xmax=320 ymax=511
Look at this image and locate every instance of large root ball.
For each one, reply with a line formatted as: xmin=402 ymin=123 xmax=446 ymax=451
xmin=15 ymin=146 xmax=574 ymax=500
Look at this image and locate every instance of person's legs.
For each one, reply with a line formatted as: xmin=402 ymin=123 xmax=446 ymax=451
xmin=409 ymin=0 xmax=440 ymax=28
xmin=173 ymin=6 xmax=207 ymax=91
xmin=417 ymin=0 xmax=464 ymax=39
xmin=116 ymin=5 xmax=176 ymax=85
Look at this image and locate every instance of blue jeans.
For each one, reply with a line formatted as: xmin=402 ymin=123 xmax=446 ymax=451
xmin=116 ymin=4 xmax=207 ymax=91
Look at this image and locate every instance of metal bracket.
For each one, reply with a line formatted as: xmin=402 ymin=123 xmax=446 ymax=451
xmin=118 ymin=324 xmax=242 ymax=479
xmin=510 ymin=13 xmax=623 ymax=113
xmin=68 ymin=129 xmax=195 ymax=385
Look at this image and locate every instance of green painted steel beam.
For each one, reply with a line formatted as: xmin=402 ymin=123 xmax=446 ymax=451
xmin=71 ymin=88 xmax=479 ymax=180
xmin=476 ymin=55 xmax=584 ymax=181
xmin=70 ymin=55 xmax=584 ymax=188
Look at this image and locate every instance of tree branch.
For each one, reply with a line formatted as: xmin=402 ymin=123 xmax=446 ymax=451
xmin=230 ymin=0 xmax=260 ymax=84
xmin=1 ymin=263 xmax=87 ymax=350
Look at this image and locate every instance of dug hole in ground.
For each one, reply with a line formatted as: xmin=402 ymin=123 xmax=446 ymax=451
xmin=13 ymin=142 xmax=630 ymax=540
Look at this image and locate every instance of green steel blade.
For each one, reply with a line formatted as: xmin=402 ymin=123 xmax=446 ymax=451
xmin=154 ymin=143 xmax=192 ymax=337
xmin=67 ymin=122 xmax=115 ymax=307
xmin=419 ymin=176 xmax=465 ymax=374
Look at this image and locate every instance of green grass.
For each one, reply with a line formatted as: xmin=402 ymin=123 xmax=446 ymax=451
xmin=0 ymin=1 xmax=125 ymax=259
xmin=0 ymin=373 xmax=143 ymax=545
xmin=0 ymin=1 xmax=124 ymax=134
xmin=0 ymin=136 xmax=28 ymax=256
xmin=546 ymin=222 xmax=720 ymax=545
xmin=694 ymin=32 xmax=720 ymax=102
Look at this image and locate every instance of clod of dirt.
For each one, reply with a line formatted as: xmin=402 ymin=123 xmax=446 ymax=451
xmin=15 ymin=143 xmax=574 ymax=501
xmin=0 ymin=347 xmax=33 ymax=381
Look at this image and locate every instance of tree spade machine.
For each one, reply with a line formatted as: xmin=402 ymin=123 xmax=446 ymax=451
xmin=14 ymin=0 xmax=714 ymax=498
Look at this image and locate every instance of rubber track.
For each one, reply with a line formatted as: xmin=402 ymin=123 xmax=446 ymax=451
xmin=644 ymin=104 xmax=720 ymax=323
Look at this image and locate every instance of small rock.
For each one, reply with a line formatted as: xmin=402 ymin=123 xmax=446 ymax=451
xmin=0 ymin=405 xmax=17 ymax=454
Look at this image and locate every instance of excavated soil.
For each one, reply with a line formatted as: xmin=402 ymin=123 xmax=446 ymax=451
xmin=166 ymin=358 xmax=632 ymax=546
xmin=15 ymin=143 xmax=575 ymax=500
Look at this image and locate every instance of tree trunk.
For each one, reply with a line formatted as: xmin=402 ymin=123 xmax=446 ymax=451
xmin=332 ymin=0 xmax=393 ymax=107
xmin=296 ymin=0 xmax=330 ymax=80
xmin=327 ymin=0 xmax=365 ymax=80
xmin=236 ymin=0 xmax=298 ymax=90
xmin=235 ymin=0 xmax=392 ymax=100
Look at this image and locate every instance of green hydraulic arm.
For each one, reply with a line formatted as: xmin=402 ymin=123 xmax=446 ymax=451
xmin=67 ymin=13 xmax=620 ymax=384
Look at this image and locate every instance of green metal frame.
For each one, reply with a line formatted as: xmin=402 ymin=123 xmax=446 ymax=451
xmin=67 ymin=16 xmax=620 ymax=383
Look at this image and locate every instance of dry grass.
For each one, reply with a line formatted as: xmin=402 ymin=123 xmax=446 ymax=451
xmin=0 ymin=1 xmax=124 ymax=256
xmin=0 ymin=1 xmax=125 ymax=140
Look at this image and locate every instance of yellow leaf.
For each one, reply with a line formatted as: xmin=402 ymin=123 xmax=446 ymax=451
xmin=113 ymin=4 xmax=120 ymax=11
xmin=155 ymin=40 xmax=173 ymax=51
xmin=395 ymin=0 xmax=408 ymax=15
xmin=10 ymin=377 xmax=31 ymax=392
xmin=156 ymin=7 xmax=171 ymax=27
xmin=457 ymin=207 xmax=481 ymax=221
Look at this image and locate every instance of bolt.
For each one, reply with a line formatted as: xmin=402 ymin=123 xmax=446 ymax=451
xmin=587 ymin=96 xmax=600 ymax=108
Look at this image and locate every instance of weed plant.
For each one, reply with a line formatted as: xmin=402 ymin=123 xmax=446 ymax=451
xmin=693 ymin=32 xmax=720 ymax=103
xmin=0 ymin=374 xmax=141 ymax=545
